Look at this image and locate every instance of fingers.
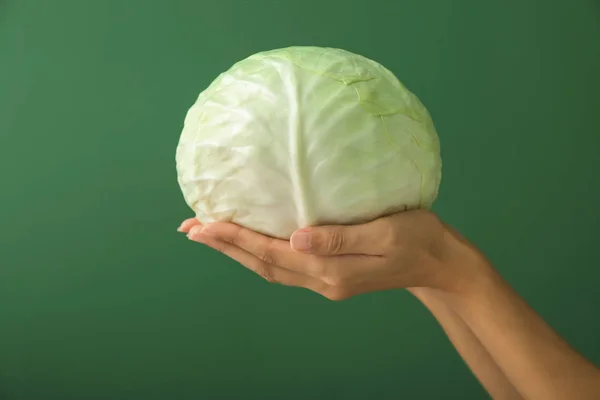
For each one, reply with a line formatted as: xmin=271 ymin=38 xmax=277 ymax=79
xmin=188 ymin=222 xmax=380 ymax=281
xmin=194 ymin=222 xmax=320 ymax=276
xmin=181 ymin=216 xmax=390 ymax=257
xmin=178 ymin=217 xmax=201 ymax=233
xmin=188 ymin=230 xmax=331 ymax=296
xmin=185 ymin=222 xmax=380 ymax=301
xmin=290 ymin=219 xmax=390 ymax=256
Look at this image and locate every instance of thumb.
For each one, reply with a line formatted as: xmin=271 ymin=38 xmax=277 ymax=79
xmin=290 ymin=224 xmax=381 ymax=256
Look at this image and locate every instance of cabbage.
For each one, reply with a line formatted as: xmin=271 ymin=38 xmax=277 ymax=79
xmin=176 ymin=46 xmax=442 ymax=239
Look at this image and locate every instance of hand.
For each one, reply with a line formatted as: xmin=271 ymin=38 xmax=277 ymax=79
xmin=179 ymin=210 xmax=483 ymax=300
xmin=179 ymin=212 xmax=600 ymax=400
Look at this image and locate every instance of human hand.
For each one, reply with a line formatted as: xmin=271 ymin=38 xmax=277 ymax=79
xmin=180 ymin=212 xmax=600 ymax=400
xmin=178 ymin=210 xmax=483 ymax=300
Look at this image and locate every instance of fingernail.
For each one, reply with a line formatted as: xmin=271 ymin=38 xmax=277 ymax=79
xmin=291 ymin=230 xmax=312 ymax=251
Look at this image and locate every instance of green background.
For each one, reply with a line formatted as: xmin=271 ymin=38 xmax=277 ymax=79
xmin=1 ymin=0 xmax=599 ymax=399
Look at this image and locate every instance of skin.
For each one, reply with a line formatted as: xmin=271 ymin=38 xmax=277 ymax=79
xmin=178 ymin=210 xmax=600 ymax=399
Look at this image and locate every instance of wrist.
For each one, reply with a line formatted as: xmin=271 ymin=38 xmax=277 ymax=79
xmin=425 ymin=222 xmax=498 ymax=299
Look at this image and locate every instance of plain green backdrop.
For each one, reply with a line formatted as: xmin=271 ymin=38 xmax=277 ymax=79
xmin=1 ymin=0 xmax=599 ymax=399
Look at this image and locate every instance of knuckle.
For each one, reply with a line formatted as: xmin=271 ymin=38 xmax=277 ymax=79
xmin=257 ymin=250 xmax=276 ymax=265
xmin=326 ymin=229 xmax=345 ymax=254
xmin=246 ymin=257 xmax=264 ymax=271
xmin=256 ymin=266 xmax=277 ymax=283
xmin=229 ymin=230 xmax=242 ymax=246
xmin=257 ymin=237 xmax=278 ymax=265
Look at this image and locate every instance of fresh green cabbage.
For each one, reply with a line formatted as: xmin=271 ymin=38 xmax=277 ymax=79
xmin=176 ymin=46 xmax=442 ymax=239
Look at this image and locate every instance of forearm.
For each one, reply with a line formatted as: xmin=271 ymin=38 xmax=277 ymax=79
xmin=439 ymin=255 xmax=600 ymax=400
xmin=411 ymin=287 xmax=523 ymax=399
